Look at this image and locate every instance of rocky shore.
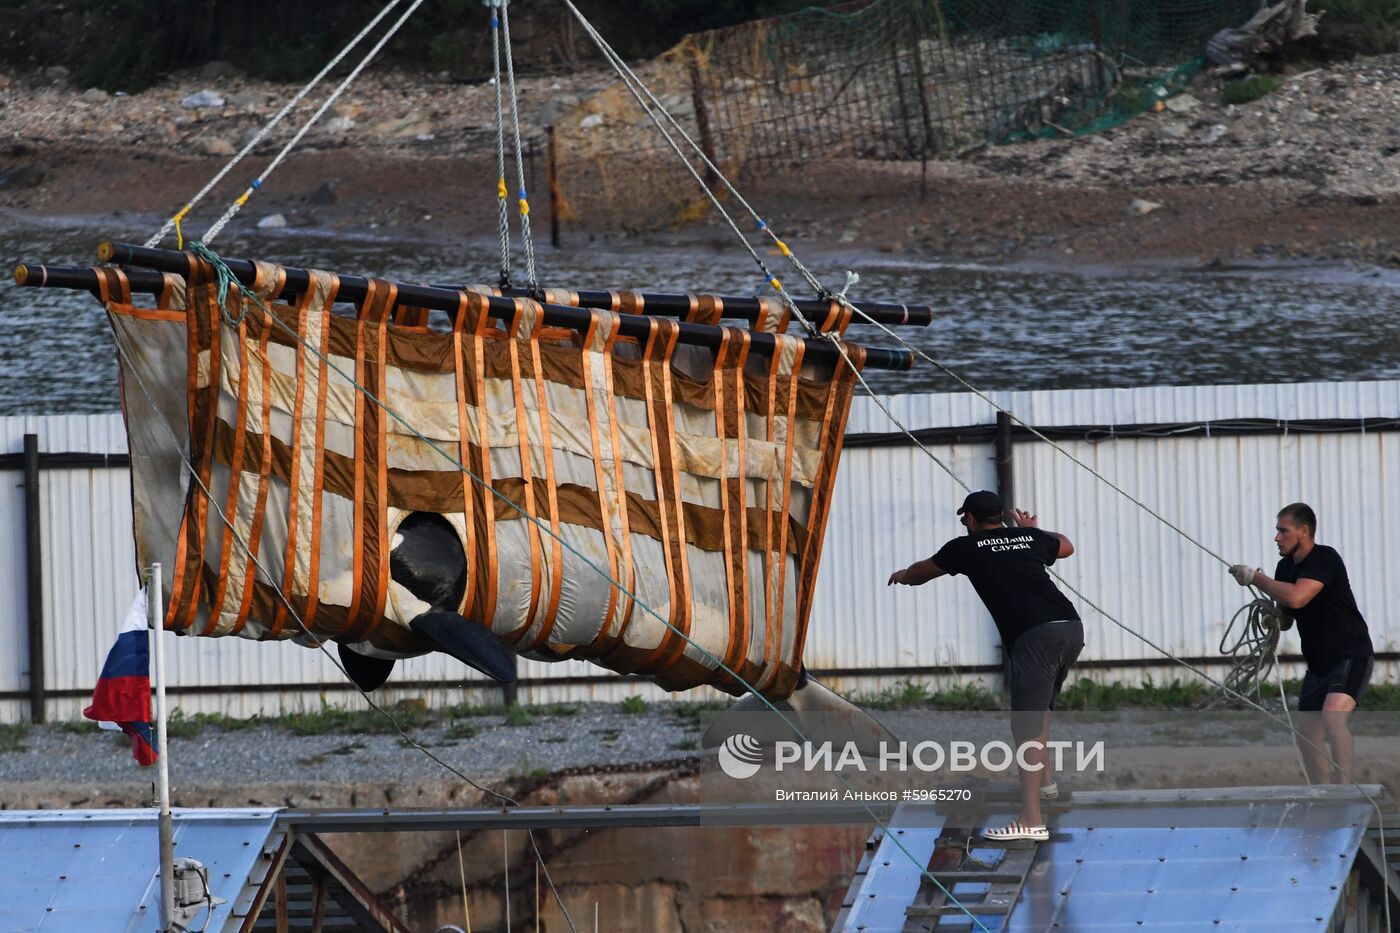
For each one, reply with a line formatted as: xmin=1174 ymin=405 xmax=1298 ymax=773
xmin=2 ymin=52 xmax=1398 ymax=268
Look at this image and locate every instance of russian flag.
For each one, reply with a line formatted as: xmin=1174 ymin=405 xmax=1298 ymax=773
xmin=83 ymin=588 xmax=158 ymax=766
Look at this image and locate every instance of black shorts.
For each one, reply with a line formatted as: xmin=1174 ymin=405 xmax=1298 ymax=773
xmin=1006 ymin=620 xmax=1084 ymax=741
xmin=1298 ymin=656 xmax=1373 ymax=712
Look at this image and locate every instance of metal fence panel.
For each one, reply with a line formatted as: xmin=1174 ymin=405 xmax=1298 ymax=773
xmin=1 ymin=380 xmax=1396 ymax=721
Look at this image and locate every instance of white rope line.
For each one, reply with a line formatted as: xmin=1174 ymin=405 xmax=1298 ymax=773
xmin=556 ymin=0 xmax=811 ymax=325
xmin=201 ymin=0 xmax=429 ymax=243
xmin=489 ymin=0 xmax=513 ymax=285
xmin=108 ymin=317 xmax=580 ymax=933
xmin=555 ymin=0 xmax=837 ymax=303
xmin=144 ymin=0 xmax=407 ymax=250
xmin=499 ymin=1 xmax=539 ymax=290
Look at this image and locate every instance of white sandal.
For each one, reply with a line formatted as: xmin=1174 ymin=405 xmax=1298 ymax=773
xmin=1040 ymin=781 xmax=1059 ymax=800
xmin=981 ymin=820 xmax=1049 ymax=842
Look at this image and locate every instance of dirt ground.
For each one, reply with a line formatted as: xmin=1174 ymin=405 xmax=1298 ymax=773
xmin=2 ymin=53 xmax=1398 ymax=269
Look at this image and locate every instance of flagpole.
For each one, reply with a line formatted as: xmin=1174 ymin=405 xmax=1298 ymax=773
xmin=148 ymin=563 xmax=175 ymax=932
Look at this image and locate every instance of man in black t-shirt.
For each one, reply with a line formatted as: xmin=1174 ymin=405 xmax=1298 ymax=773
xmin=888 ymin=489 xmax=1082 ymax=842
xmin=1230 ymin=502 xmax=1374 ymax=784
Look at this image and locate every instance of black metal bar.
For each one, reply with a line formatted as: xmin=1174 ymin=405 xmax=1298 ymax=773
xmin=18 ymin=261 xmax=933 ymax=330
xmin=81 ymin=244 xmax=915 ymax=372
xmin=843 ymin=417 xmax=1400 ymax=448
xmin=23 ymin=434 xmax=45 ymax=725
xmin=995 ymin=411 xmax=1013 ymax=514
xmin=0 ymin=451 xmax=133 ymax=470
xmin=3 ymin=649 xmax=1396 ymax=704
xmin=495 ymin=286 xmax=933 ymax=327
xmin=278 ymin=802 xmax=894 ymax=834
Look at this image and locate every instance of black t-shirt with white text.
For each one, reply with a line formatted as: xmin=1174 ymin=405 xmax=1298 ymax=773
xmin=1274 ymin=544 xmax=1372 ymax=674
xmin=932 ymin=527 xmax=1079 ymax=650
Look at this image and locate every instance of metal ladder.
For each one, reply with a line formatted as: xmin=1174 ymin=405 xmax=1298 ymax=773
xmin=901 ymin=783 xmax=1053 ymax=931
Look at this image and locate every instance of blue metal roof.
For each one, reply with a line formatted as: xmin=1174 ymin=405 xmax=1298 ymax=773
xmin=0 ymin=808 xmax=280 ymax=933
xmin=842 ymin=790 xmax=1380 ymax=932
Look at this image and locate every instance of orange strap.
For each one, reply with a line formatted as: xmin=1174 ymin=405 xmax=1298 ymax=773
xmin=752 ymin=297 xmax=791 ymax=334
xmin=578 ymin=309 xmax=625 ymax=656
xmin=819 ymin=300 xmax=855 ymax=335
xmin=343 ymin=279 xmax=394 ymax=643
xmin=755 ymin=333 xmax=805 ymax=692
xmin=453 ymin=290 xmax=499 ymax=629
xmin=167 ymin=258 xmax=221 ymax=632
xmin=686 ymin=294 xmax=724 ymax=326
xmin=268 ymin=270 xmax=339 ymax=640
xmin=500 ymin=298 xmax=545 ymax=646
xmin=790 ymin=344 xmax=865 ymax=670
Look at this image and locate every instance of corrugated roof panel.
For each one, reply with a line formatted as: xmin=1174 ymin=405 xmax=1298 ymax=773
xmin=842 ymin=795 xmax=1375 ymax=932
xmin=0 ymin=808 xmax=279 ymax=933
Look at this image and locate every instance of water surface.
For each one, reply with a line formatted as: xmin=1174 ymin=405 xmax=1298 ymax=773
xmin=3 ymin=218 xmax=1398 ymax=415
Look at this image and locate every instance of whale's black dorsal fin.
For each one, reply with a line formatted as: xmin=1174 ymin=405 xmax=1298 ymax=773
xmin=337 ymin=642 xmax=397 ymax=692
xmin=409 ymin=610 xmax=517 ymax=684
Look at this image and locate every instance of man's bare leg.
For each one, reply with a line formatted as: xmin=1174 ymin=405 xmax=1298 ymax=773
xmin=1321 ymin=692 xmax=1358 ymax=785
xmin=1018 ymin=714 xmax=1051 ymax=827
xmin=1297 ymin=712 xmax=1331 ymax=785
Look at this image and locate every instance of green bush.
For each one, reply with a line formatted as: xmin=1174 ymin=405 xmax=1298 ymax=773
xmin=619 ymin=695 xmax=649 ymax=715
xmin=1220 ymin=74 xmax=1284 ymax=105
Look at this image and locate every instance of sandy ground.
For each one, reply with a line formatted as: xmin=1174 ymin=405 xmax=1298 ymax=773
xmin=1 ymin=55 xmax=1398 ymax=269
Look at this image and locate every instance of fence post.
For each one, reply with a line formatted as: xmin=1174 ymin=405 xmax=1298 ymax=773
xmin=23 ymin=433 xmax=45 ymax=724
xmin=547 ymin=124 xmax=561 ymax=249
xmin=688 ymin=53 xmax=719 ymax=191
xmin=995 ymin=412 xmax=1013 ymax=517
xmin=503 ymin=659 xmax=519 ymax=707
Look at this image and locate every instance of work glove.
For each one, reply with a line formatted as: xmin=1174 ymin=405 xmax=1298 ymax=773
xmin=1229 ymin=564 xmax=1259 ymax=587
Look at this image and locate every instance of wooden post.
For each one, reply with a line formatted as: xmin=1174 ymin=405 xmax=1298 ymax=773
xmin=547 ymin=124 xmax=561 ymax=249
xmin=688 ymin=53 xmax=719 ymax=191
xmin=503 ymin=659 xmax=519 ymax=707
xmin=23 ymin=433 xmax=45 ymax=725
xmin=995 ymin=412 xmax=1013 ymax=517
xmin=275 ymin=870 xmax=289 ymax=933
xmin=906 ymin=0 xmax=938 ymax=193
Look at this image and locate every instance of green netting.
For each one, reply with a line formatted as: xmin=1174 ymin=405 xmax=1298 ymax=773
xmin=553 ymin=0 xmax=1258 ymax=230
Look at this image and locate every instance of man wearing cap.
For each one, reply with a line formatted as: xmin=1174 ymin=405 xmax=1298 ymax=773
xmin=888 ymin=490 xmax=1082 ymax=842
xmin=1229 ymin=502 xmax=1374 ymax=784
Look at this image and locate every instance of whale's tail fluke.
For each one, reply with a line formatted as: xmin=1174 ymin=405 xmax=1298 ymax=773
xmin=410 ymin=610 xmax=517 ymax=684
xmin=337 ymin=643 xmax=397 ymax=692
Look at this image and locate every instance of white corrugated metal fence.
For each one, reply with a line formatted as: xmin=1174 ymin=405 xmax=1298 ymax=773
xmin=2 ymin=380 xmax=1395 ymax=721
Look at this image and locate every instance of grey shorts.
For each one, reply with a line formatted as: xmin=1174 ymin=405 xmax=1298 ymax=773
xmin=1006 ymin=620 xmax=1084 ymax=740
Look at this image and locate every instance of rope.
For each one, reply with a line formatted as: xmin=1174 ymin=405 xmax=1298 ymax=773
xmin=108 ymin=297 xmax=579 ymax=933
xmin=499 ymin=1 xmax=539 ymax=290
xmin=1211 ymin=594 xmax=1285 ymax=706
xmin=145 ymin=0 xmax=407 ymax=250
xmin=456 ymin=831 xmax=473 ymax=933
xmin=488 ymin=0 xmax=513 ymax=287
xmin=177 ymin=239 xmax=991 ymax=933
xmin=557 ymin=0 xmax=813 ymax=334
xmin=200 ymin=0 xmax=429 ymax=243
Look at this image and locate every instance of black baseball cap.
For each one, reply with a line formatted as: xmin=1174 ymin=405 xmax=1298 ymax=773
xmin=957 ymin=490 xmax=1003 ymax=520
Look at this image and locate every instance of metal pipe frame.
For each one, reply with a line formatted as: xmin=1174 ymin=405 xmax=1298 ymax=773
xmin=16 ymin=259 xmax=910 ymax=372
xmin=277 ymin=802 xmax=896 ymax=833
xmin=491 ymin=286 xmax=933 ymax=328
xmin=65 ymin=243 xmax=916 ymax=371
